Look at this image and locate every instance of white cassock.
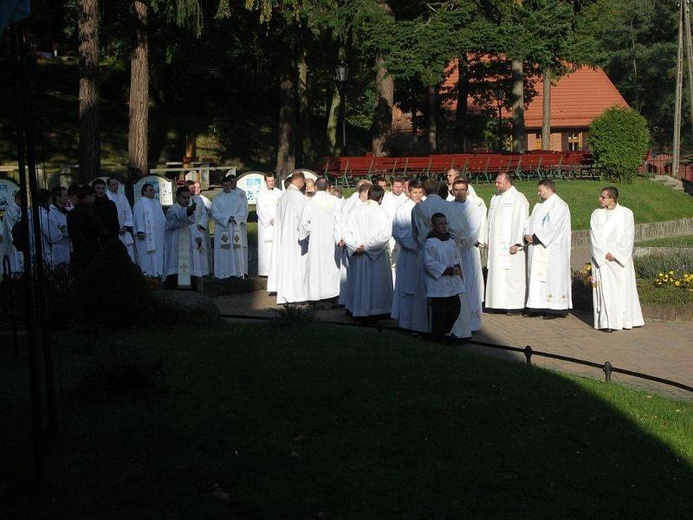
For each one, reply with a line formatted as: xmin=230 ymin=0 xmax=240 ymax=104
xmin=381 ymin=191 xmax=408 ymax=283
xmin=423 ymin=236 xmax=472 ymax=339
xmin=212 ymin=189 xmax=249 ymax=279
xmin=267 ymin=185 xmax=308 ymax=303
xmin=590 ymin=204 xmax=644 ymax=331
xmin=164 ymin=204 xmax=197 ymax=287
xmin=48 ymin=204 xmax=71 ymax=266
xmin=28 ymin=206 xmax=62 ymax=268
xmin=343 ymin=200 xmax=393 ymax=317
xmin=411 ymin=194 xmax=450 ymax=248
xmin=448 ymin=198 xmax=485 ymax=331
xmin=486 ymin=186 xmax=529 ymax=310
xmin=335 ymin=192 xmax=363 ymax=306
xmin=190 ymin=195 xmax=210 ymax=277
xmin=391 ymin=198 xmax=430 ymax=333
xmin=255 ymin=186 xmax=282 ymax=276
xmin=133 ymin=197 xmax=166 ymax=277
xmin=106 ymin=190 xmax=136 ymax=262
xmin=1 ymin=200 xmax=21 ymax=273
xmin=298 ymin=190 xmax=340 ymax=301
xmin=197 ymin=194 xmax=214 ymax=273
xmin=524 ymin=193 xmax=572 ymax=311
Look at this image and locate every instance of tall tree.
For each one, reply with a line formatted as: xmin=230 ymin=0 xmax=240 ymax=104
xmin=129 ymin=0 xmax=148 ymax=175
xmin=78 ymin=0 xmax=100 ymax=184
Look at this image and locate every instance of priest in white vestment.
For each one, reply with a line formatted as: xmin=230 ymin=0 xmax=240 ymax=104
xmin=343 ymin=185 xmax=393 ymax=317
xmin=255 ymin=173 xmax=283 ymax=276
xmin=29 ymin=190 xmax=62 ymax=268
xmin=391 ymin=180 xmax=430 ymax=333
xmin=448 ymin=179 xmax=485 ymax=331
xmin=590 ymin=187 xmax=644 ymax=332
xmin=335 ymin=180 xmax=370 ymax=307
xmin=48 ymin=186 xmax=72 ymax=267
xmin=298 ymin=178 xmax=340 ymax=301
xmin=267 ymin=172 xmax=309 ymax=303
xmin=133 ymin=183 xmax=166 ymax=277
xmin=379 ymin=177 xmax=408 ymax=282
xmin=191 ymin=181 xmax=213 ymax=274
xmin=485 ymin=173 xmax=529 ymax=313
xmin=212 ymin=176 xmax=249 ymax=279
xmin=164 ymin=187 xmax=198 ymax=290
xmin=106 ymin=176 xmax=136 ymax=262
xmin=184 ymin=181 xmax=211 ymax=278
xmin=523 ymin=179 xmax=572 ymax=318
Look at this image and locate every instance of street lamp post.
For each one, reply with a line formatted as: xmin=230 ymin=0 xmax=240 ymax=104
xmin=335 ymin=62 xmax=349 ymax=152
xmin=492 ymin=87 xmax=505 ymax=151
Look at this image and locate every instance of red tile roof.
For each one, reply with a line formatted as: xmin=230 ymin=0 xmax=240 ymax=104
xmin=440 ymin=61 xmax=629 ymax=130
xmin=522 ymin=66 xmax=629 ymax=129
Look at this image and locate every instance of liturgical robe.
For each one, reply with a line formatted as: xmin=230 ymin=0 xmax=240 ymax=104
xmin=485 ymin=186 xmax=529 ymax=310
xmin=164 ymin=204 xmax=197 ymax=284
xmin=255 ymin=185 xmax=282 ymax=276
xmin=211 ymin=188 xmax=249 ymax=279
xmin=590 ymin=204 xmax=644 ymax=331
xmin=133 ymin=197 xmax=166 ymax=277
xmin=106 ymin=189 xmax=136 ymax=262
xmin=524 ymin=193 xmax=572 ymax=311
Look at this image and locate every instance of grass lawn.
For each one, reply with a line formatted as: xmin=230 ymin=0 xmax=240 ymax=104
xmin=2 ymin=323 xmax=692 ymax=519
xmin=472 ymin=177 xmax=693 ymax=230
xmin=637 ymin=235 xmax=693 ymax=247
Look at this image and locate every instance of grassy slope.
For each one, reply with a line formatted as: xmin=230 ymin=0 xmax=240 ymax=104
xmin=472 ymin=177 xmax=693 ymax=230
xmin=2 ymin=323 xmax=692 ymax=519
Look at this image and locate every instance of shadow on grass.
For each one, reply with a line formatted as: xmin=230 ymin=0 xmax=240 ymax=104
xmin=1 ymin=323 xmax=691 ymax=519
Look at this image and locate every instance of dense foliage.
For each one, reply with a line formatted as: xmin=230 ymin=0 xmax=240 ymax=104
xmin=589 ymin=107 xmax=650 ymax=183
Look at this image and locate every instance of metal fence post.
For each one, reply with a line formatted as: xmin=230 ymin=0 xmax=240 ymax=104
xmin=603 ymin=361 xmax=613 ymax=382
xmin=524 ymin=345 xmax=533 ymax=366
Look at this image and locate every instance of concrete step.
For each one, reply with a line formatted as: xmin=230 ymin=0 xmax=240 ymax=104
xmin=651 ymin=175 xmax=685 ymax=191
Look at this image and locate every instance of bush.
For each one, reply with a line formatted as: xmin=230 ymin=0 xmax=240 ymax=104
xmin=589 ymin=107 xmax=650 ymax=184
xmin=76 ymin=240 xmax=156 ymax=329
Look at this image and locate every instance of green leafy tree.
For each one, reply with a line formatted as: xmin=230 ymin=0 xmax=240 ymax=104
xmin=589 ymin=106 xmax=649 ymax=183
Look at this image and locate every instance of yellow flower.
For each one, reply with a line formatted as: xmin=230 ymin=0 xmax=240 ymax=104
xmin=658 ymin=272 xmax=664 ymax=277
xmin=675 ymin=281 xmax=681 ymax=287
xmin=669 ymin=270 xmax=675 ymax=275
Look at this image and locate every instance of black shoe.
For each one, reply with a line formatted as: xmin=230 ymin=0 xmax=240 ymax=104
xmin=525 ymin=311 xmax=542 ymax=318
xmin=543 ymin=314 xmax=559 ymax=320
xmin=506 ymin=309 xmax=523 ymax=316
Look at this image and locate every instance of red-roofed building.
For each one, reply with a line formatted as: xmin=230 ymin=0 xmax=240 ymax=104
xmin=522 ymin=66 xmax=629 ymax=151
xmin=393 ymin=61 xmax=630 ymax=153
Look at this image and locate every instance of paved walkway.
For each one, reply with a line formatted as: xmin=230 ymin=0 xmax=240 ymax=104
xmin=213 ymin=288 xmax=693 ymax=402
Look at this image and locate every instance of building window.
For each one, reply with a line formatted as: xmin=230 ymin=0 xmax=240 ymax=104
xmin=567 ymin=131 xmax=581 ymax=151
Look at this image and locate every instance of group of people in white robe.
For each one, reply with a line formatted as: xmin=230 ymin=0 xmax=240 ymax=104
xmin=260 ymin=168 xmax=644 ymax=338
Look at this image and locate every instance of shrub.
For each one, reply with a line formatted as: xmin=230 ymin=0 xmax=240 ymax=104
xmin=589 ymin=107 xmax=650 ymax=184
xmin=75 ymin=240 xmax=156 ymax=329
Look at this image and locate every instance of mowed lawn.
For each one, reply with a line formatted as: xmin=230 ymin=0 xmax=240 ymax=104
xmin=471 ymin=177 xmax=693 ymax=230
xmin=2 ymin=323 xmax=691 ymax=519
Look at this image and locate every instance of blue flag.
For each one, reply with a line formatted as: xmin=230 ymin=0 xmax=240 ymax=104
xmin=0 ymin=0 xmax=30 ymax=33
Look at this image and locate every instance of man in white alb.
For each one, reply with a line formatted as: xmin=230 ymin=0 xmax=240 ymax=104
xmin=48 ymin=186 xmax=72 ymax=267
xmin=412 ymin=178 xmax=450 ymax=248
xmin=343 ymin=184 xmax=393 ymax=318
xmin=133 ymin=183 xmax=166 ymax=277
xmin=255 ymin=173 xmax=282 ymax=277
xmin=298 ymin=177 xmax=341 ymax=302
xmin=212 ymin=175 xmax=249 ymax=279
xmin=185 ymin=180 xmax=211 ymax=279
xmin=164 ymin=186 xmax=199 ymax=290
xmin=590 ymin=186 xmax=644 ymax=332
xmin=447 ymin=179 xmax=485 ymax=331
xmin=485 ymin=173 xmax=529 ymax=314
xmin=106 ymin=176 xmax=136 ymax=262
xmin=267 ymin=171 xmax=308 ymax=303
xmin=523 ymin=178 xmax=572 ymax=319
xmin=391 ymin=179 xmax=429 ymax=333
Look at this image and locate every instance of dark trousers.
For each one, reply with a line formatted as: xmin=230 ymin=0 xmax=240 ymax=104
xmin=164 ymin=274 xmax=199 ymax=291
xmin=430 ymin=295 xmax=461 ymax=337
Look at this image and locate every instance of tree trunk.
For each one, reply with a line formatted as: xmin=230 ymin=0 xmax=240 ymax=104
xmin=511 ymin=59 xmax=525 ymax=153
xmin=297 ymin=49 xmax=312 ymax=168
xmin=129 ymin=0 xmax=149 ymax=177
xmin=78 ymin=0 xmax=100 ymax=184
xmin=454 ymin=55 xmax=469 ymax=152
xmin=327 ymin=87 xmax=340 ymax=156
xmin=371 ymin=50 xmax=394 ymax=157
xmin=541 ymin=68 xmax=551 ymax=150
xmin=427 ymin=84 xmax=437 ymax=153
xmin=276 ymin=56 xmax=296 ymax=178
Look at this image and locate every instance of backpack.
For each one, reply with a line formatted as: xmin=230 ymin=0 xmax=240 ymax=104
xmin=11 ymin=219 xmax=28 ymax=252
